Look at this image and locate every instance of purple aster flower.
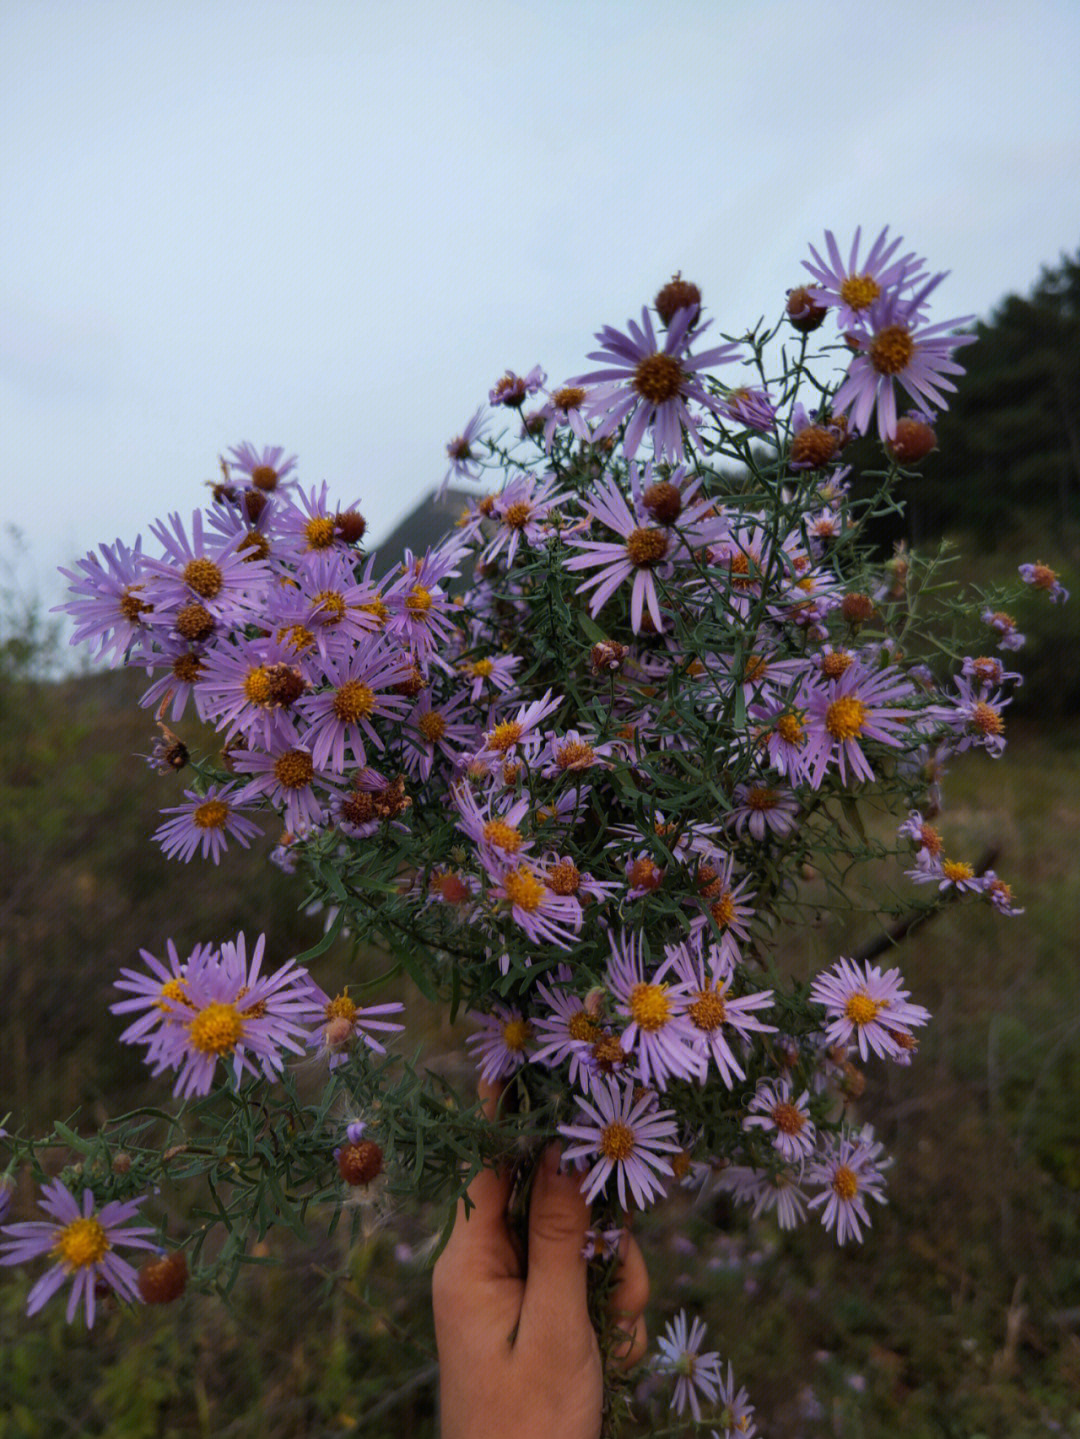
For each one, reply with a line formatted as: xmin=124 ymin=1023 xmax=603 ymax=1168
xmin=558 ymin=1077 xmax=680 ymax=1210
xmin=981 ymin=606 xmax=1026 ymax=652
xmin=530 ymin=975 xmax=602 ymax=1088
xmin=743 ymin=1077 xmax=816 ymax=1162
xmin=142 ymin=509 xmax=271 ymax=620
xmin=655 ymin=940 xmax=775 ymax=1088
xmin=906 ymin=852 xmax=986 ymax=896
xmin=719 ymin=385 xmax=777 ymax=432
xmin=453 ymin=783 xmax=533 ymax=865
xmin=961 ymin=654 xmax=1022 ymax=690
xmin=195 ymin=633 xmax=314 ymax=746
xmin=0 ymin=1179 xmax=156 ymax=1326
xmin=536 ymin=383 xmax=595 ymax=448
xmin=831 ymin=279 xmax=977 ymax=441
xmin=727 ymin=779 xmax=799 ymax=840
xmin=295 ymin=639 xmax=414 ymax=772
xmin=712 ymin=1362 xmax=758 ymax=1439
xmin=401 ymin=687 xmax=478 ymax=782
xmin=485 ymin=858 xmax=583 ymax=949
xmin=1019 ymin=561 xmax=1069 ymax=603
xmin=981 ymin=871 xmax=1025 ymax=917
xmin=581 ymin=1225 xmax=624 ymax=1261
xmin=136 ymin=637 xmax=210 ymax=723
xmin=273 ymin=549 xmax=384 ymax=661
xmin=456 ymin=650 xmax=522 ymax=703
xmin=55 ymin=537 xmax=155 ymax=665
xmin=717 ymin=1163 xmax=808 ymax=1231
xmin=480 ymin=472 xmax=569 ymax=568
xmin=925 ymin=674 xmax=1009 ymax=757
xmin=152 ymin=783 xmax=263 ymax=863
xmin=0 ymin=1176 xmax=14 ymax=1225
xmin=231 ymin=731 xmax=337 ymax=832
xmin=274 ymin=481 xmax=364 ymax=559
xmin=570 ymin=305 xmax=739 ymax=460
xmin=799 ymin=660 xmax=915 ymax=788
xmin=564 ymin=473 xmax=677 ymax=632
xmin=605 ymin=929 xmax=703 ymax=1090
xmin=303 ymin=982 xmax=405 ymax=1067
xmin=806 ymin=1126 xmax=890 ymax=1244
xmin=383 ymin=547 xmax=464 ymax=669
xmin=145 ymin=932 xmax=319 ymax=1098
xmin=488 ymin=365 xmax=546 ymax=409
xmin=656 ymin=1309 xmax=724 ymax=1421
xmin=535 ymin=728 xmax=615 ymax=781
xmin=111 ymin=939 xmax=216 ymax=1049
xmin=465 ymin=1004 xmax=534 ymax=1082
xmin=802 ymin=226 xmax=927 ymax=331
xmin=477 ymin=688 xmax=562 ymax=769
xmin=224 ymin=442 xmax=297 ymax=491
xmin=809 ymin=956 xmax=930 ymax=1063
xmin=439 ymin=406 xmax=488 ymax=499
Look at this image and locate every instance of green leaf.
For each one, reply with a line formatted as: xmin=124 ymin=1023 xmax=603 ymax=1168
xmin=577 ymin=610 xmax=607 ymax=644
xmin=840 ymin=795 xmax=868 ymax=844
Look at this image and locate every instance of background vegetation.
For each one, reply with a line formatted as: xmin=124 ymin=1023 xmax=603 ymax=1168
xmin=1 ymin=255 xmax=1078 ymax=1437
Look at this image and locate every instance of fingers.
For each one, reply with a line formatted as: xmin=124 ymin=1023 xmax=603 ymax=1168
xmin=435 ymin=1080 xmax=516 ymax=1278
xmin=518 ymin=1144 xmax=591 ymax=1345
xmin=606 ymin=1231 xmax=649 ymax=1370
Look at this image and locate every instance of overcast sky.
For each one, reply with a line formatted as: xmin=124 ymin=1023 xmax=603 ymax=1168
xmin=3 ymin=0 xmax=1079 ymax=620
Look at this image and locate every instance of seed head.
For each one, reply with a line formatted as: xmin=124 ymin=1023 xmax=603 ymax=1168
xmin=654 ymin=273 xmax=701 ymax=327
xmin=138 ymin=1249 xmax=188 ymax=1304
xmin=338 ymin=1140 xmax=384 ymax=1186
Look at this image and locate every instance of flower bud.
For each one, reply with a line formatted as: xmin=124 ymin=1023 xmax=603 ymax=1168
xmin=338 ymin=1140 xmax=384 ymax=1186
xmin=590 ymin=640 xmax=628 ymax=674
xmin=840 ymin=592 xmax=876 ymax=627
xmin=654 ymin=273 xmax=701 ymax=327
xmin=887 ymin=415 xmax=937 ymax=463
xmin=786 ymin=286 xmax=828 ymax=332
xmin=335 ymin=509 xmax=367 ymax=544
xmin=111 ymin=1153 xmax=132 ymax=1175
xmin=138 ymin=1250 xmax=188 ymax=1304
xmin=642 ymin=480 xmax=683 ymax=524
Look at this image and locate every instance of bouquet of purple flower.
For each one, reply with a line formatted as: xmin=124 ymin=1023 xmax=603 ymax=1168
xmin=4 ymin=225 xmax=1066 ymax=1433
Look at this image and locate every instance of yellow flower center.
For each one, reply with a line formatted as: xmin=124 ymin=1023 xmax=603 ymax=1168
xmin=52 ymin=1216 xmax=110 ymax=1269
xmin=556 ymin=739 xmax=596 ymax=770
xmin=743 ymin=654 xmax=769 ymax=682
xmin=238 ymin=530 xmax=270 ymax=562
xmin=567 ymin=1010 xmax=599 ymax=1042
xmin=688 ymin=988 xmax=726 ymax=1032
xmin=193 ymin=799 xmax=229 ymax=830
xmin=820 ymin=650 xmax=853 ymax=678
xmin=628 ymin=982 xmax=671 ymax=1032
xmin=120 ymin=585 xmax=152 ymax=621
xmin=501 ymin=1018 xmax=533 ymax=1051
xmin=189 ymin=1001 xmax=244 ymax=1055
xmin=826 ymin=696 xmax=867 ymax=741
xmin=633 ymin=351 xmax=684 ymax=405
xmin=832 ymin=1165 xmax=859 ymax=1200
xmin=942 ymin=859 xmax=974 ymax=882
xmin=547 ymin=860 xmax=581 ymax=895
xmin=418 ymin=710 xmax=447 ymax=742
xmin=325 ymin=994 xmax=358 ymax=1022
xmin=1031 ymin=563 xmax=1058 ymax=589
xmin=251 ymin=464 xmax=279 ymax=491
xmin=273 ymin=750 xmax=315 ymax=789
xmin=840 ymin=273 xmax=881 ymax=312
xmin=919 ymin=823 xmax=943 ymax=856
xmin=503 ymin=501 xmax=532 ymax=529
xmin=304 ymin=516 xmax=337 ymax=549
xmin=502 ymin=866 xmax=545 ymax=912
xmin=243 ymin=665 xmax=272 ymax=705
xmin=772 ymin=1102 xmax=806 ymax=1135
xmin=406 ymin=585 xmax=433 ymax=614
xmin=359 ymin=598 xmax=389 ymax=626
xmin=469 ymin=657 xmax=495 ymax=678
xmin=332 ymin=679 xmax=376 ymax=723
xmin=277 ymin=623 xmax=316 ymax=653
xmin=746 ymin=786 xmax=778 ymax=811
xmin=156 ymin=977 xmax=190 ymax=1011
xmin=172 ymin=653 xmax=204 ymax=684
xmin=971 ymin=702 xmax=1004 ymax=736
xmin=482 ymin=819 xmax=523 ymax=852
xmin=313 ymin=589 xmax=345 ymax=624
xmin=486 ymin=720 xmax=523 ymax=753
xmin=175 ymin=602 xmax=215 ymax=642
xmin=183 ymin=557 xmax=224 ymax=599
xmin=553 ymin=385 xmax=586 ymax=410
xmin=625 ymin=527 xmax=669 ymax=567
xmin=711 ymin=891 xmax=736 ymax=930
xmin=870 ymin=324 xmax=915 ymax=376
xmin=844 ymin=992 xmax=881 ymax=1026
xmin=776 ymin=711 xmax=806 ymax=745
xmin=599 ymin=1121 xmax=636 ymax=1161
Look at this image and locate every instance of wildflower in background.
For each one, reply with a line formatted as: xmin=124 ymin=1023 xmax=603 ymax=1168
xmin=0 ymin=1179 xmax=156 ymax=1327
xmin=980 ymin=871 xmax=1025 ymax=917
xmin=457 ymin=650 xmax=521 ymax=703
xmin=480 ymin=472 xmax=569 ymax=568
xmin=981 ymin=606 xmax=1025 ymax=652
xmin=897 ymin=809 xmax=944 ymax=861
xmin=55 ymin=537 xmax=154 ymax=665
xmin=465 ymin=1004 xmax=534 ymax=1082
xmin=439 ymin=406 xmax=488 ymax=499
xmin=809 ymin=956 xmax=930 ymax=1062
xmin=802 ymin=226 xmax=926 ymax=331
xmin=558 ymin=1077 xmax=680 ymax=1209
xmin=488 ymin=365 xmax=546 ymax=408
xmin=1019 ymin=561 xmax=1069 ymax=603
xmin=656 ymin=1309 xmax=724 ymax=1420
xmin=961 ymin=654 xmax=1022 ymax=689
xmin=402 ymin=687 xmax=478 ymax=782
xmin=477 ymin=689 xmax=562 ymax=768
xmin=146 ymin=932 xmax=319 ymax=1098
xmin=712 ymin=1362 xmax=758 ymax=1439
xmin=274 ymin=481 xmax=363 ymax=558
xmin=743 ymin=1077 xmax=816 ymax=1162
xmin=831 ymin=279 xmax=976 ymax=441
xmin=581 ymin=1226 xmax=624 ymax=1261
xmin=530 ymin=976 xmax=601 ymax=1088
xmin=225 ymin=442 xmax=297 ymax=491
xmin=907 ymin=853 xmax=986 ymax=895
xmin=383 ymin=545 xmax=464 ymax=668
xmin=718 ymin=1163 xmax=808 ymax=1231
xmin=453 ymin=784 xmax=534 ymax=865
xmin=571 ymin=306 xmax=740 ymax=461
xmin=536 ymin=383 xmax=594 ymax=448
xmin=806 ymin=1127 xmax=890 ymax=1243
xmin=152 ymin=783 xmax=262 ymax=863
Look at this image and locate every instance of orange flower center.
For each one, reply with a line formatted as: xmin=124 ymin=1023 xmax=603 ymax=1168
xmin=826 ymin=696 xmax=867 ymax=740
xmin=870 ymin=324 xmax=915 ymax=376
xmin=840 ymin=273 xmax=881 ymax=311
xmin=633 ymin=351 xmax=684 ymax=405
xmin=183 ymin=557 xmax=223 ymax=599
xmin=625 ymin=527 xmax=669 ymax=567
xmin=193 ymin=799 xmax=229 ymax=830
xmin=628 ymin=982 xmax=670 ymax=1032
xmin=599 ymin=1121 xmax=636 ymax=1161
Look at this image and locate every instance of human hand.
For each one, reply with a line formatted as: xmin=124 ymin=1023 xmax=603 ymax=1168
xmin=432 ymin=1079 xmax=650 ymax=1439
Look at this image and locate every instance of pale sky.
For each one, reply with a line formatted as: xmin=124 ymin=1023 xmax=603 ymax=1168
xmin=3 ymin=0 xmax=1079 ymax=620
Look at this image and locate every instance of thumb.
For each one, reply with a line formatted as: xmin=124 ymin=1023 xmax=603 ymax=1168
xmin=518 ymin=1144 xmax=592 ymax=1347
